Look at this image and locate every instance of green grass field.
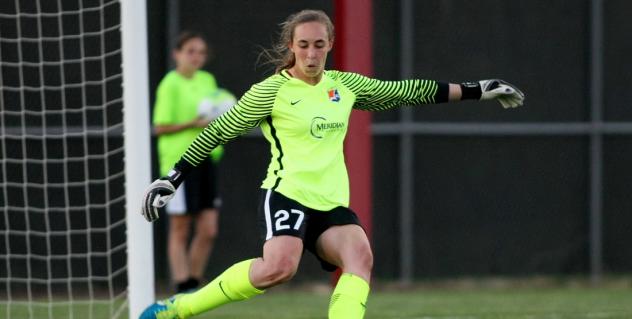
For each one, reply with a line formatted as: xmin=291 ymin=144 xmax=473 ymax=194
xmin=204 ymin=287 xmax=632 ymax=319
xmin=2 ymin=285 xmax=631 ymax=318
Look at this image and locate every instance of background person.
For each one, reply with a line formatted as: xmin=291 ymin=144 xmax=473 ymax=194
xmin=153 ymin=31 xmax=235 ymax=293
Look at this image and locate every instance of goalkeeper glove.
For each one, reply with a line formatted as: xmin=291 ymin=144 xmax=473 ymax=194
xmin=461 ymin=79 xmax=525 ymax=108
xmin=140 ymin=168 xmax=184 ymax=222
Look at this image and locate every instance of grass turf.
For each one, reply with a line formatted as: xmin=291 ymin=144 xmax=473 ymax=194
xmin=203 ymin=286 xmax=632 ymax=319
xmin=2 ymin=286 xmax=631 ymax=318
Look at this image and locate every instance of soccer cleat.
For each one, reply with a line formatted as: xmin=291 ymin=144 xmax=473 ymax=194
xmin=139 ymin=295 xmax=182 ymax=319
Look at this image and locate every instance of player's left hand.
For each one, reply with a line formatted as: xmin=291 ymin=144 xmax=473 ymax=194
xmin=140 ymin=178 xmax=176 ymax=222
xmin=479 ymin=79 xmax=525 ymax=108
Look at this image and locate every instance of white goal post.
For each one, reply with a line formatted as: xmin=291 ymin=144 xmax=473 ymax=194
xmin=121 ymin=0 xmax=155 ymax=318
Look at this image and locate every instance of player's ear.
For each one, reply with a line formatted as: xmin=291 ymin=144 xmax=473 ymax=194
xmin=327 ymin=38 xmax=334 ymax=52
xmin=288 ymin=40 xmax=295 ymax=53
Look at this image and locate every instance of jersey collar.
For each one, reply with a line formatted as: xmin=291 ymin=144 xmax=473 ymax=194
xmin=281 ymin=69 xmax=328 ymax=87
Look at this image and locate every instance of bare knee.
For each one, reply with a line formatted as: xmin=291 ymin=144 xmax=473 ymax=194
xmin=342 ymin=242 xmax=373 ymax=280
xmin=260 ymin=256 xmax=298 ymax=285
xmin=353 ymin=242 xmax=374 ymax=271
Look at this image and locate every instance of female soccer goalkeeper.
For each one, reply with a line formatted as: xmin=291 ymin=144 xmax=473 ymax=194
xmin=139 ymin=9 xmax=524 ymax=319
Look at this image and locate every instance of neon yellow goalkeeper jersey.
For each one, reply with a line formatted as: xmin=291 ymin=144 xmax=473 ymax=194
xmin=181 ymin=70 xmax=440 ymax=210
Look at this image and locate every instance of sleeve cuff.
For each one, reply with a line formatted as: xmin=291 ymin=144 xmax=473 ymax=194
xmin=435 ymin=82 xmax=450 ymax=103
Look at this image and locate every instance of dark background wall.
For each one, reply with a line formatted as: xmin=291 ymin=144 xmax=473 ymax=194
xmin=372 ymin=0 xmax=592 ymax=279
xmin=144 ymin=0 xmax=632 ymax=284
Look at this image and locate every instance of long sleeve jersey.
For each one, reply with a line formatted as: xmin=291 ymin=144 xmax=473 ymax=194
xmin=178 ymin=70 xmax=444 ymax=211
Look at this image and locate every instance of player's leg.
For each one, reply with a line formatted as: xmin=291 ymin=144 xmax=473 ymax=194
xmin=173 ymin=235 xmax=302 ymax=318
xmin=140 ymin=236 xmax=303 ymax=319
xmin=250 ymin=235 xmax=302 ymax=288
xmin=311 ymin=208 xmax=373 ymax=319
xmin=318 ymin=224 xmax=372 ymax=319
xmin=316 ymin=224 xmax=373 ymax=282
xmin=188 ymin=208 xmax=219 ymax=283
xmin=139 ymin=189 xmax=306 ymax=319
xmin=139 ymin=257 xmax=264 ymax=319
xmin=176 ymin=189 xmax=306 ymax=314
xmin=249 ymin=189 xmax=307 ymax=288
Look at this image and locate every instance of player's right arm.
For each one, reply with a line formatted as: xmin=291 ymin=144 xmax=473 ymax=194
xmin=180 ymin=80 xmax=279 ymax=166
xmin=141 ymin=76 xmax=285 ymax=222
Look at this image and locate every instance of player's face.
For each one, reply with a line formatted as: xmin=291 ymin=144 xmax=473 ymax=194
xmin=289 ymin=21 xmax=333 ymax=84
xmin=174 ymin=37 xmax=208 ymax=73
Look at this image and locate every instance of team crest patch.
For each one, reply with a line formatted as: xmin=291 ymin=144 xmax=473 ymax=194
xmin=327 ymin=89 xmax=340 ymax=102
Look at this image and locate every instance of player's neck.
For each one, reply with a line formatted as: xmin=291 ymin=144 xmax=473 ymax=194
xmin=287 ymin=67 xmax=322 ymax=86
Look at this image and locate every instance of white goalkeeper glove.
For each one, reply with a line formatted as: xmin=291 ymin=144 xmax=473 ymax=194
xmin=461 ymin=79 xmax=525 ymax=108
xmin=140 ymin=169 xmax=182 ymax=222
xmin=479 ymin=79 xmax=525 ymax=108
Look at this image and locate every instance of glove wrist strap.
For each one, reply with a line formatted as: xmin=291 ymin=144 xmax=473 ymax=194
xmin=165 ymin=158 xmax=195 ymax=188
xmin=460 ymin=82 xmax=482 ymax=100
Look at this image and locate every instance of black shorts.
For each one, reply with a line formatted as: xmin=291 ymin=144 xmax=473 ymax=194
xmin=166 ymin=158 xmax=221 ymax=215
xmin=257 ymin=189 xmax=362 ymax=271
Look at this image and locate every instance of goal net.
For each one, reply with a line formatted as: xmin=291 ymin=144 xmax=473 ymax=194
xmin=0 ymin=0 xmax=153 ymax=318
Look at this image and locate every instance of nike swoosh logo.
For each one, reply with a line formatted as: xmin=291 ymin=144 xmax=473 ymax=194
xmin=219 ymin=281 xmax=234 ymax=301
xmin=290 ymin=99 xmax=302 ymax=105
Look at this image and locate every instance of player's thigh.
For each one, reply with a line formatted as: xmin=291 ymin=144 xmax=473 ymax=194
xmin=257 ymin=189 xmax=308 ymax=241
xmin=255 ymin=189 xmax=308 ymax=273
xmin=303 ymin=206 xmax=365 ymax=271
xmin=262 ymin=235 xmax=303 ymax=269
xmin=250 ymin=235 xmax=303 ymax=287
xmin=315 ymin=224 xmax=372 ymax=269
